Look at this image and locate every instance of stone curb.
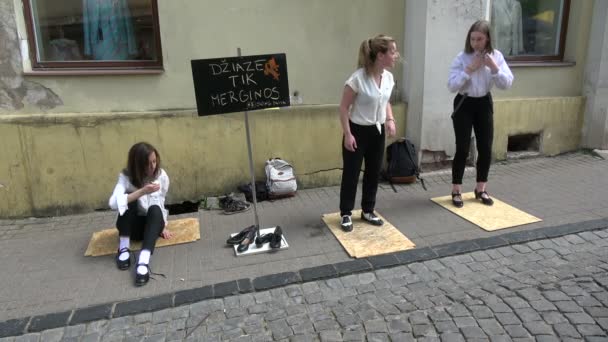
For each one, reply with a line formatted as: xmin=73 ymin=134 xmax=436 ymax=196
xmin=1 ymin=217 xmax=607 ymax=337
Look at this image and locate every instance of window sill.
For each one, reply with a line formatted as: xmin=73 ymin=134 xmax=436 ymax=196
xmin=508 ymin=61 xmax=576 ymax=68
xmin=23 ymin=69 xmax=164 ymax=76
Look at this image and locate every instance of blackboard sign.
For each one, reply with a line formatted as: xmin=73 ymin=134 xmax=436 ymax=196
xmin=191 ymin=53 xmax=290 ymax=116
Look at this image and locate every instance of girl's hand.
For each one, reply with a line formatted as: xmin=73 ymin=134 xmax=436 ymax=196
xmin=386 ymin=120 xmax=396 ymax=137
xmin=466 ymin=53 xmax=484 ymax=74
xmin=483 ymin=53 xmax=499 ymax=74
xmin=343 ymin=133 xmax=357 ymax=152
xmin=160 ymin=228 xmax=173 ymax=239
xmin=142 ymin=183 xmax=160 ymax=194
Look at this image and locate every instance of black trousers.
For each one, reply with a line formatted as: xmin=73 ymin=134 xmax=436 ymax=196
xmin=452 ymin=93 xmax=494 ymax=184
xmin=116 ymin=201 xmax=165 ymax=254
xmin=340 ymin=121 xmax=385 ymax=216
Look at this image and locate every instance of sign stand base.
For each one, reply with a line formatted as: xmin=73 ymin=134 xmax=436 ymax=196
xmin=231 ymin=226 xmax=289 ymax=257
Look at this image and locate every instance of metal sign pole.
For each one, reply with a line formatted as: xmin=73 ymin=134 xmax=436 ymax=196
xmin=238 ymin=47 xmax=261 ymax=239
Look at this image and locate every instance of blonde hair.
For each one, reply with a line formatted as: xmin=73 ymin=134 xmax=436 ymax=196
xmin=357 ymin=34 xmax=396 ymax=75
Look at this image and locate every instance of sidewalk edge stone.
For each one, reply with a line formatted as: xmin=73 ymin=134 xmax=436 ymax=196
xmin=69 ymin=304 xmax=113 ymax=326
xmin=113 ymin=294 xmax=173 ymax=318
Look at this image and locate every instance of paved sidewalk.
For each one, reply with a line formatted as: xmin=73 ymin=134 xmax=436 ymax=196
xmin=0 ymin=152 xmax=607 ymax=334
xmin=3 ymin=224 xmax=608 ymax=341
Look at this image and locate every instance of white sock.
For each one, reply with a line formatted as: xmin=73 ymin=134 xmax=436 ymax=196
xmin=137 ymin=250 xmax=151 ymax=274
xmin=118 ymin=237 xmax=130 ymax=261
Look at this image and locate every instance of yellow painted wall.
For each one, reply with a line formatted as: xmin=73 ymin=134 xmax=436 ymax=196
xmin=493 ymin=97 xmax=585 ymax=160
xmin=0 ymin=104 xmax=407 ymax=218
xmin=0 ymin=96 xmax=586 ymax=219
xmin=9 ymin=0 xmax=405 ymax=114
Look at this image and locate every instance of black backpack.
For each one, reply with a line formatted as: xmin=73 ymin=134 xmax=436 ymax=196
xmin=384 ymin=138 xmax=426 ymax=191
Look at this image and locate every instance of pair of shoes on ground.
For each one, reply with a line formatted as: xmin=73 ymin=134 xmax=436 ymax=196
xmin=226 ymin=225 xmax=256 ymax=245
xmin=219 ymin=195 xmax=251 ymax=215
xmin=115 ymin=248 xmax=164 ymax=286
xmin=340 ymin=212 xmax=384 ymax=232
xmin=254 ymin=226 xmax=283 ymax=249
xmin=226 ymin=225 xmax=284 ymax=252
xmin=452 ymin=189 xmax=494 ymax=208
xmin=226 ymin=225 xmax=258 ymax=252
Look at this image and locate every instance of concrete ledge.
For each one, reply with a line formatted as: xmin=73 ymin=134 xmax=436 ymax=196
xmin=333 ymin=259 xmax=373 ymax=276
xmin=0 ymin=318 xmax=28 ymax=338
xmin=69 ymin=304 xmax=112 ymax=326
xmin=300 ymin=265 xmax=338 ymax=282
xmin=366 ymin=254 xmax=401 ymax=269
xmin=236 ymin=278 xmax=253 ymax=293
xmin=2 ymin=218 xmax=608 ymax=338
xmin=394 ymin=246 xmax=438 ymax=264
xmin=27 ymin=311 xmax=71 ymax=332
xmin=113 ymin=294 xmax=173 ymax=318
xmin=252 ymin=272 xmax=301 ymax=291
xmin=173 ymin=286 xmax=213 ymax=307
xmin=213 ymin=280 xmax=240 ymax=298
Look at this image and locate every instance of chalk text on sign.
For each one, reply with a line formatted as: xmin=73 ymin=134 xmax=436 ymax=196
xmin=209 ymin=59 xmax=267 ymax=76
xmin=210 ymin=87 xmax=281 ymax=107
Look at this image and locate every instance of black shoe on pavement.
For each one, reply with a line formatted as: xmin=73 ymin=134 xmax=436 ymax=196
xmin=269 ymin=226 xmax=283 ymax=249
xmin=255 ymin=233 xmax=273 ymax=247
xmin=226 ymin=225 xmax=255 ymax=245
xmin=237 ymin=228 xmax=256 ymax=253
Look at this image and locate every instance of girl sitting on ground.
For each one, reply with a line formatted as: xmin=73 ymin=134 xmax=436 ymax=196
xmin=109 ymin=142 xmax=173 ymax=286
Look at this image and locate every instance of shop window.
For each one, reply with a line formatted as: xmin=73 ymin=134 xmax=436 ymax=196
xmin=22 ymin=0 xmax=163 ymax=71
xmin=491 ymin=0 xmax=570 ymax=62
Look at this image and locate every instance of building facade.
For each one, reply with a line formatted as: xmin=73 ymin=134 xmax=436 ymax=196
xmin=0 ymin=0 xmax=606 ymax=218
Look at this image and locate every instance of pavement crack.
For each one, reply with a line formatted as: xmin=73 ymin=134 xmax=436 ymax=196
xmin=184 ymin=312 xmax=210 ymax=339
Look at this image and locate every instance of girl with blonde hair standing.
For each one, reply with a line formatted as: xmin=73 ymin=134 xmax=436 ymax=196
xmin=338 ymin=34 xmax=400 ymax=231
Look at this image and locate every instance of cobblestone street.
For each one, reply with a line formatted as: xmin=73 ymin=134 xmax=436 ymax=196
xmin=4 ymin=228 xmax=607 ymax=341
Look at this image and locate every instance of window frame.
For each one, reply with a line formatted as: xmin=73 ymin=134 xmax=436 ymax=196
xmin=497 ymin=0 xmax=571 ymax=63
xmin=21 ymin=0 xmax=164 ymax=71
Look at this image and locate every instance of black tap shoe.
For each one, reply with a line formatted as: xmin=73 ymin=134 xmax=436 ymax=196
xmin=474 ymin=189 xmax=494 ymax=206
xmin=361 ymin=212 xmax=384 ymax=226
xmin=115 ymin=247 xmax=131 ymax=270
xmin=135 ymin=263 xmax=150 ymax=286
xmin=452 ymin=193 xmax=464 ymax=208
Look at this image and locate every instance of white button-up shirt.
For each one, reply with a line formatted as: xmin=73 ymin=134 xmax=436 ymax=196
xmin=108 ymin=169 xmax=170 ymax=224
xmin=346 ymin=68 xmax=395 ymax=132
xmin=447 ymin=49 xmax=514 ymax=97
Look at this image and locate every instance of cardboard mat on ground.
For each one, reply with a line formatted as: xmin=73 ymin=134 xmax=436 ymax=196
xmin=431 ymin=192 xmax=541 ymax=231
xmin=85 ymin=218 xmax=200 ymax=256
xmin=322 ymin=210 xmax=415 ymax=258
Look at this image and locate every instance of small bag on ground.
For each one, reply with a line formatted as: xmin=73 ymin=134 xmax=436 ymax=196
xmin=238 ymin=181 xmax=269 ymax=203
xmin=265 ymin=158 xmax=297 ymax=198
xmin=383 ymin=138 xmax=426 ymax=191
